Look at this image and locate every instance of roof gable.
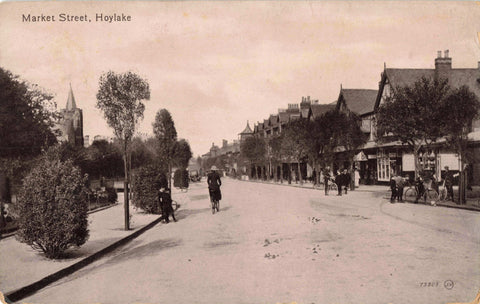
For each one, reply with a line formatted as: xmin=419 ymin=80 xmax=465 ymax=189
xmin=338 ymin=89 xmax=378 ymax=116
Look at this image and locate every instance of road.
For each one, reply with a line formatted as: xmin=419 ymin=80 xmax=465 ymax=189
xmin=24 ymin=178 xmax=480 ymax=304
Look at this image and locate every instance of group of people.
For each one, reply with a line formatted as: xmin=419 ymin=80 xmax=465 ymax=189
xmin=389 ymin=173 xmax=406 ymax=203
xmin=389 ymin=166 xmax=458 ymax=204
xmin=323 ymin=167 xmax=352 ymax=196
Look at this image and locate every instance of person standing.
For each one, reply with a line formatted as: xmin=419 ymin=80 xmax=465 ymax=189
xmin=389 ymin=174 xmax=397 ymax=203
xmin=354 ymin=168 xmax=360 ymax=188
xmin=158 ymin=187 xmax=177 ymax=223
xmin=323 ymin=166 xmax=332 ymax=196
xmin=443 ymin=166 xmax=456 ymax=203
xmin=342 ymin=169 xmax=351 ymax=194
xmin=335 ymin=170 xmax=343 ymax=196
xmin=394 ymin=174 xmax=405 ymax=202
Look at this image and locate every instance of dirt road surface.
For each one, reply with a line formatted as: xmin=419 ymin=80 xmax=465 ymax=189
xmin=23 ymin=178 xmax=480 ymax=304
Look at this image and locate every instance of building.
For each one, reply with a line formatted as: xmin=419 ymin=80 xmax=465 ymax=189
xmin=56 ymin=84 xmax=84 ymax=147
xmin=343 ymin=50 xmax=480 ymax=184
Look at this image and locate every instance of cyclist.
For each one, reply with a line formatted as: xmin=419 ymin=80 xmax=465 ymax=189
xmin=207 ymin=166 xmax=222 ymax=211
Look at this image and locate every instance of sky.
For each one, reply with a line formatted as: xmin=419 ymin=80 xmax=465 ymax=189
xmin=1 ymin=1 xmax=480 ymax=156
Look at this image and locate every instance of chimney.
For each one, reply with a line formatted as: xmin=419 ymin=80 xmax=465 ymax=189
xmin=478 ymin=61 xmax=480 ymax=70
xmin=435 ymin=50 xmax=452 ymax=79
xmin=222 ymin=139 xmax=228 ymax=148
xmin=437 ymin=50 xmax=442 ymax=58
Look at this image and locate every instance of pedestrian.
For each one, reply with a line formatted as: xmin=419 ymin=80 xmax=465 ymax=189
xmin=394 ymin=174 xmax=405 ymax=202
xmin=342 ymin=169 xmax=351 ymax=194
xmin=389 ymin=174 xmax=397 ymax=203
xmin=312 ymin=169 xmax=317 ymax=186
xmin=158 ymin=187 xmax=177 ymax=223
xmin=443 ymin=166 xmax=456 ymax=203
xmin=354 ymin=168 xmax=360 ymax=188
xmin=207 ymin=165 xmax=222 ymax=204
xmin=323 ymin=166 xmax=331 ymax=196
xmin=335 ymin=170 xmax=343 ymax=196
xmin=414 ymin=176 xmax=425 ymax=204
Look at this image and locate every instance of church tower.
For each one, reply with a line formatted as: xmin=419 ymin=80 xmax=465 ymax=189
xmin=58 ymin=84 xmax=84 ymax=147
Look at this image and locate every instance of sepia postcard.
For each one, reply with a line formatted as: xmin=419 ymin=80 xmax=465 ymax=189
xmin=0 ymin=1 xmax=479 ymax=304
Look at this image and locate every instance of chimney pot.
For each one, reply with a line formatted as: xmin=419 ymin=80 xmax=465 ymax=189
xmin=478 ymin=61 xmax=480 ymax=69
xmin=444 ymin=49 xmax=449 ymax=58
xmin=437 ymin=50 xmax=442 ymax=58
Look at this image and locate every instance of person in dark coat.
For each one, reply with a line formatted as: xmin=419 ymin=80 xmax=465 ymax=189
xmin=323 ymin=166 xmax=332 ymax=195
xmin=335 ymin=170 xmax=343 ymax=196
xmin=443 ymin=166 xmax=456 ymax=202
xmin=414 ymin=176 xmax=425 ymax=204
xmin=389 ymin=175 xmax=397 ymax=203
xmin=342 ymin=169 xmax=351 ymax=194
xmin=158 ymin=187 xmax=176 ymax=223
xmin=207 ymin=166 xmax=222 ymax=203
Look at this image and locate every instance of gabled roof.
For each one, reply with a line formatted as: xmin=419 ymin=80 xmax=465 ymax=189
xmin=385 ymin=69 xmax=434 ymax=89
xmin=311 ymin=103 xmax=335 ymax=118
xmin=338 ymin=89 xmax=378 ymax=116
xmin=378 ymin=67 xmax=480 ymax=109
xmin=269 ymin=114 xmax=279 ymax=126
xmin=300 ymin=108 xmax=310 ymax=119
xmin=239 ymin=121 xmax=253 ymax=135
xmin=279 ymin=112 xmax=290 ymax=123
xmin=66 ymin=83 xmax=77 ymax=110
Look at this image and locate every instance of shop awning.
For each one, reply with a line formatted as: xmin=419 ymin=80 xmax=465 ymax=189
xmin=354 ymin=151 xmax=368 ymax=161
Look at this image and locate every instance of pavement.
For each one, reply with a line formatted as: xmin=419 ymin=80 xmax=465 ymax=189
xmin=244 ymin=178 xmax=480 ymax=212
xmin=0 ymin=190 xmax=191 ymax=302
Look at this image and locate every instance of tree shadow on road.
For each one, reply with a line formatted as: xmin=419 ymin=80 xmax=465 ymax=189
xmin=175 ymin=207 xmax=211 ymax=220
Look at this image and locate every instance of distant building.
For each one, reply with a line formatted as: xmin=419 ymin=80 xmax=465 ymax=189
xmin=56 ymin=84 xmax=84 ymax=147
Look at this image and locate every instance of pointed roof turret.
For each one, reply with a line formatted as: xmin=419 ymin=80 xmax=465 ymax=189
xmin=239 ymin=121 xmax=253 ymax=135
xmin=66 ymin=83 xmax=77 ymax=110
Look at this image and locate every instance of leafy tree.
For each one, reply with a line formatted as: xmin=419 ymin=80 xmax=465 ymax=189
xmin=240 ymin=136 xmax=266 ymax=179
xmin=440 ymin=85 xmax=480 ymax=204
xmin=376 ymin=77 xmax=450 ymax=177
xmin=280 ymin=118 xmax=311 ymax=184
xmin=173 ymin=139 xmax=192 ymax=169
xmin=85 ymin=140 xmax=124 ymax=179
xmin=153 ymin=109 xmax=177 ymax=189
xmin=96 ymin=71 xmax=150 ymax=230
xmin=0 ymin=67 xmax=58 ymax=157
xmin=267 ymin=134 xmax=283 ymax=182
xmin=328 ymin=110 xmax=368 ymax=190
xmin=130 ymin=136 xmax=156 ymax=170
xmin=15 ymin=151 xmax=89 ymax=259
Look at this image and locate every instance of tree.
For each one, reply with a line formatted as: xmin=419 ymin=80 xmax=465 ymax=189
xmin=96 ymin=71 xmax=150 ymax=230
xmin=280 ymin=119 xmax=311 ymax=184
xmin=376 ymin=77 xmax=450 ymax=178
xmin=15 ymin=152 xmax=89 ymax=259
xmin=307 ymin=113 xmax=337 ymax=184
xmin=173 ymin=139 xmax=193 ymax=169
xmin=240 ymin=136 xmax=266 ymax=179
xmin=153 ymin=109 xmax=177 ymax=189
xmin=328 ymin=110 xmax=368 ymax=190
xmin=0 ymin=67 xmax=58 ymax=158
xmin=440 ymin=85 xmax=480 ymax=204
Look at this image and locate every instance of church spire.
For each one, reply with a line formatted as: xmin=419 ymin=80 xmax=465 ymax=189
xmin=66 ymin=83 xmax=77 ymax=110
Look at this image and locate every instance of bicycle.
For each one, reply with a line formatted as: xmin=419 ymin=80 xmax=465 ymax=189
xmin=209 ymin=188 xmax=220 ymax=214
xmin=171 ymin=200 xmax=179 ymax=211
xmin=327 ymin=178 xmax=338 ymax=193
xmin=211 ymin=198 xmax=219 ymax=214
xmin=403 ymin=181 xmax=439 ymax=203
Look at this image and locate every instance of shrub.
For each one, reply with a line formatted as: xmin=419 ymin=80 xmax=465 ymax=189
xmin=132 ymin=165 xmax=167 ymax=214
xmin=105 ymin=187 xmax=118 ymax=204
xmin=15 ymin=157 xmax=89 ymax=259
xmin=173 ymin=168 xmax=189 ymax=189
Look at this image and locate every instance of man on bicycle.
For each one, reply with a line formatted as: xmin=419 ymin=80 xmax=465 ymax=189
xmin=207 ymin=166 xmax=222 ymax=210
